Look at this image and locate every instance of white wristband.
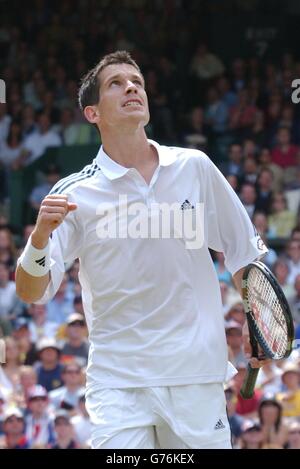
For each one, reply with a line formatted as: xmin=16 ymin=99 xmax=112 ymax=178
xmin=20 ymin=238 xmax=50 ymax=277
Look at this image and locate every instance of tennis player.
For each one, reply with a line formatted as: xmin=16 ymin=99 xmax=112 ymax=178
xmin=16 ymin=51 xmax=269 ymax=449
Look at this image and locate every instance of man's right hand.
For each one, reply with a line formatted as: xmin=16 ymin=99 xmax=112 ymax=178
xmin=31 ymin=194 xmax=77 ymax=248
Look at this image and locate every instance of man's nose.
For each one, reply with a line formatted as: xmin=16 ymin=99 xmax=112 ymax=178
xmin=125 ymin=81 xmax=138 ymax=93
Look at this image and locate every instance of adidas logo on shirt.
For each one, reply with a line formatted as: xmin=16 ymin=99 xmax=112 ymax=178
xmin=35 ymin=256 xmax=46 ymax=267
xmin=214 ymin=419 xmax=225 ymax=430
xmin=181 ymin=199 xmax=195 ymax=210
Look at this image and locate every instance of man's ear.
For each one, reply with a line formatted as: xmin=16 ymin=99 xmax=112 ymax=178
xmin=83 ymin=106 xmax=100 ymax=124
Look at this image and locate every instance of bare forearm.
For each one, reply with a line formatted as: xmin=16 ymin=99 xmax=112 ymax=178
xmin=15 ymin=264 xmax=50 ymax=303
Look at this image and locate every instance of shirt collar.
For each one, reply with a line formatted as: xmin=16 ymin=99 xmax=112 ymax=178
xmin=96 ymin=139 xmax=177 ymax=181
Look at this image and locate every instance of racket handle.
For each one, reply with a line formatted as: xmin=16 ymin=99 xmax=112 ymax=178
xmin=240 ymin=365 xmax=260 ymax=399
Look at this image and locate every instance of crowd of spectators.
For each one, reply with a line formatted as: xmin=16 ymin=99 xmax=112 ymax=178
xmin=1 ymin=0 xmax=300 ymax=449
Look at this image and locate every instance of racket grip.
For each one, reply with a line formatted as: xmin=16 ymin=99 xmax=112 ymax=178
xmin=240 ymin=365 xmax=260 ymax=399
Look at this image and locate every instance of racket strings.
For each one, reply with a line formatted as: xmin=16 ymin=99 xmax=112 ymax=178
xmin=247 ymin=268 xmax=288 ymax=358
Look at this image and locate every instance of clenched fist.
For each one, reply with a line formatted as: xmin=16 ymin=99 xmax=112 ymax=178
xmin=31 ymin=194 xmax=77 ymax=249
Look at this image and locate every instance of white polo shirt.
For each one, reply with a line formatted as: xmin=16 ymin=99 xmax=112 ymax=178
xmin=31 ymin=140 xmax=267 ymax=390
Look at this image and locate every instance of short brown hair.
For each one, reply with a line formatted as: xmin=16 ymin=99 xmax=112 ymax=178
xmin=78 ymin=50 xmax=141 ymax=111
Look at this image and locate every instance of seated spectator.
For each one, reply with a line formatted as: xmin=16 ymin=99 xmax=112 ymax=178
xmin=61 ymin=314 xmax=88 ymax=366
xmin=19 ymin=366 xmax=38 ymax=407
xmin=255 ymin=168 xmax=274 ymax=215
xmin=49 ymin=362 xmax=84 ymax=412
xmin=276 ymin=363 xmax=300 ymax=417
xmin=219 ymin=143 xmax=243 ymax=179
xmin=257 ymin=147 xmax=283 ymax=192
xmin=268 ymin=192 xmax=296 ymax=239
xmin=258 ymin=397 xmax=289 ymax=448
xmin=224 ymin=301 xmax=245 ymax=326
xmin=271 ymin=126 xmax=298 ymax=169
xmin=240 ymin=157 xmax=258 ymax=186
xmin=0 ymin=121 xmax=24 ymax=168
xmin=238 ymin=421 xmax=264 ymax=449
xmin=40 ymin=91 xmax=60 ymax=124
xmin=35 ymin=338 xmax=63 ymax=392
xmin=285 ymin=240 xmax=300 ymax=285
xmin=12 ymin=317 xmax=38 ymax=366
xmin=229 ymin=89 xmax=257 ymax=138
xmin=253 ymin=211 xmax=269 ymax=238
xmin=0 ymin=408 xmax=29 ymax=449
xmin=231 ymin=58 xmax=246 ymax=92
xmin=247 ymin=110 xmax=266 ymax=147
xmin=27 ymin=303 xmax=59 ymax=344
xmin=25 ymin=385 xmax=55 ymax=448
xmin=21 ymin=104 xmax=37 ymax=139
xmin=225 ymin=321 xmax=247 ymax=368
xmin=289 ymin=274 xmax=300 ymax=325
xmin=19 ymin=113 xmax=61 ymax=166
xmin=55 ymin=108 xmax=89 ymax=146
xmin=71 ymin=392 xmax=91 ymax=448
xmin=239 ymin=182 xmax=257 ymax=219
xmin=28 ymin=164 xmax=61 ymax=212
xmin=242 ymin=139 xmax=257 ymax=160
xmin=278 ymin=104 xmax=300 ymax=144
xmin=284 ymin=146 xmax=300 ymax=189
xmin=216 ymin=76 xmax=237 ymax=109
xmin=0 ymin=337 xmax=21 ymax=403
xmin=204 ymin=86 xmax=229 ymax=135
xmin=182 ymin=106 xmax=208 ymax=151
xmin=272 ymin=259 xmax=294 ymax=303
xmin=50 ymin=409 xmax=79 ymax=449
xmin=286 ymin=420 xmax=300 ymax=449
xmin=0 ymin=226 xmax=19 ymax=268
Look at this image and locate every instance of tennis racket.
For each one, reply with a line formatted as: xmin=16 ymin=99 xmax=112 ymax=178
xmin=240 ymin=261 xmax=294 ymax=399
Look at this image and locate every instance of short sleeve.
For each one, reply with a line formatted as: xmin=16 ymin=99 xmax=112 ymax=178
xmin=204 ymin=156 xmax=268 ymax=275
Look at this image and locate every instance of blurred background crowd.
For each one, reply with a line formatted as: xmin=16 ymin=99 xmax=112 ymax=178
xmin=1 ymin=0 xmax=300 ymax=449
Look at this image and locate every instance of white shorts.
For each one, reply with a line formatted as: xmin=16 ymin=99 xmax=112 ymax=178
xmin=85 ymin=383 xmax=232 ymax=449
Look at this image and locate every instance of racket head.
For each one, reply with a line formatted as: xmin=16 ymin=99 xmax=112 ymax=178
xmin=242 ymin=261 xmax=294 ymax=360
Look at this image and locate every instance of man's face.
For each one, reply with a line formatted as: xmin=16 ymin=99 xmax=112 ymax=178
xmin=229 ymin=145 xmax=242 ymax=163
xmin=241 ymin=185 xmax=256 ymax=204
xmin=62 ymin=365 xmax=82 ymax=386
xmin=96 ymin=63 xmax=150 ymax=131
xmin=28 ymin=397 xmax=48 ymax=415
xmin=4 ymin=416 xmax=24 ymax=436
xmin=67 ymin=322 xmax=85 ymax=340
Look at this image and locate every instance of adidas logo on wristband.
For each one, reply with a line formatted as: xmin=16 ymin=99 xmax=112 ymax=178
xmin=35 ymin=256 xmax=46 ymax=267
